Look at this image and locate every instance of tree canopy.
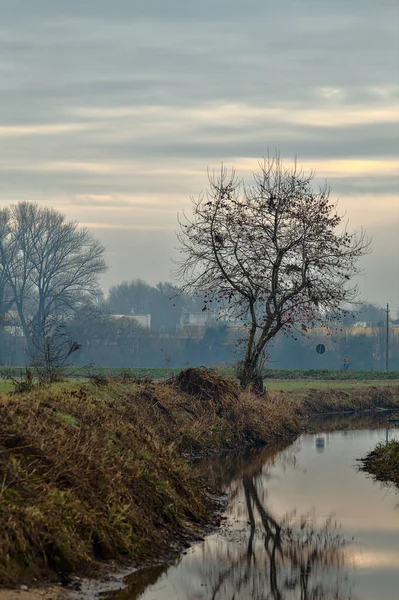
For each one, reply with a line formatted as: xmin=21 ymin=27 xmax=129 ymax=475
xmin=0 ymin=201 xmax=106 ymax=356
xmin=176 ymin=156 xmax=370 ymax=389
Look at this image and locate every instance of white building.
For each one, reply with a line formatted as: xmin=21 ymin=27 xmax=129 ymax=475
xmin=112 ymin=314 xmax=151 ymax=329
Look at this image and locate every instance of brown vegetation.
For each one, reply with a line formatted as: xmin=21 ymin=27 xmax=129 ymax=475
xmin=0 ymin=369 xmax=300 ymax=587
xmin=0 ymin=367 xmax=398 ymax=587
xmin=360 ymin=440 xmax=399 ymax=488
xmin=295 ymin=384 xmax=399 ymax=414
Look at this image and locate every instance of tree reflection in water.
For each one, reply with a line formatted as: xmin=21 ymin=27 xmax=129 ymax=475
xmin=194 ymin=448 xmax=351 ymax=600
xmin=107 ymin=443 xmax=352 ymax=600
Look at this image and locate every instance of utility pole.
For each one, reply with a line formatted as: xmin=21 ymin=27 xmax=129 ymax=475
xmin=386 ymin=303 xmax=389 ymax=372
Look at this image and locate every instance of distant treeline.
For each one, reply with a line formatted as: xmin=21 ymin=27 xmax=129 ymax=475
xmin=1 ymin=204 xmax=397 ymax=372
xmin=1 ymin=277 xmax=398 ymax=371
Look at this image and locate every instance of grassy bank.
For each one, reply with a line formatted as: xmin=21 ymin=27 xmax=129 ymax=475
xmin=1 ymin=368 xmax=398 ymax=587
xmin=360 ymin=440 xmax=399 ymax=488
xmin=288 ymin=384 xmax=399 ymax=413
xmin=0 ymin=370 xmax=300 ymax=586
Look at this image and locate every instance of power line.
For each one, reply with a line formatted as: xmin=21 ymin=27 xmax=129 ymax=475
xmin=386 ymin=303 xmax=389 ymax=372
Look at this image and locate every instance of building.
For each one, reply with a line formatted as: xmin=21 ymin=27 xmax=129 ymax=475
xmin=111 ymin=314 xmax=151 ymax=329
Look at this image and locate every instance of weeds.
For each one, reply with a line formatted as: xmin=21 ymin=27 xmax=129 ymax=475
xmin=360 ymin=440 xmax=399 ymax=488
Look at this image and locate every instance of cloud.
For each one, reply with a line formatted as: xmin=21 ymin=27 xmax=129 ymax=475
xmin=79 ymin=222 xmax=176 ymax=230
xmin=0 ymin=123 xmax=94 ymax=138
xmin=0 ymin=1 xmax=398 ymax=306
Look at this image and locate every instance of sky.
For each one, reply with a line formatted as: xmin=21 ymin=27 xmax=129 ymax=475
xmin=0 ymin=0 xmax=398 ymax=310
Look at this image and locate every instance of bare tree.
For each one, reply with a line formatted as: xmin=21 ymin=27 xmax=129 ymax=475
xmin=30 ymin=323 xmax=81 ymax=382
xmin=176 ymin=155 xmax=370 ymax=389
xmin=0 ymin=202 xmax=106 ymax=356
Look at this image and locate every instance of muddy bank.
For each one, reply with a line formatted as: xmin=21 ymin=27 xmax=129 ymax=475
xmin=1 ymin=368 xmax=398 ymax=591
xmin=360 ymin=439 xmax=399 ymax=488
xmin=0 ymin=588 xmax=65 ymax=600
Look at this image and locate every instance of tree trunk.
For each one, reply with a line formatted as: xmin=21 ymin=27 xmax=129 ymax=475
xmin=14 ymin=301 xmax=35 ymax=358
xmin=238 ymin=355 xmax=264 ymax=394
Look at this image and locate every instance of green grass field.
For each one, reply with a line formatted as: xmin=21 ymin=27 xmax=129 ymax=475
xmin=1 ymin=366 xmax=398 ymax=395
xmin=266 ymin=378 xmax=399 ymax=392
xmin=0 ymin=380 xmax=13 ymax=393
xmin=2 ymin=365 xmax=399 ymax=380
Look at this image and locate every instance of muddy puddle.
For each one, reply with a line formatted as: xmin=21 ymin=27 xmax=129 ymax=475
xmin=79 ymin=413 xmax=399 ymax=599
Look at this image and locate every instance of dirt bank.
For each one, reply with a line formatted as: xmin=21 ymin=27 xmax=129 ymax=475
xmin=0 ymin=588 xmax=65 ymax=600
xmin=1 ymin=368 xmax=398 ymax=591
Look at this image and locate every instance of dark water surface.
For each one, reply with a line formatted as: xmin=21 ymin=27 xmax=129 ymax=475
xmin=107 ymin=415 xmax=399 ymax=600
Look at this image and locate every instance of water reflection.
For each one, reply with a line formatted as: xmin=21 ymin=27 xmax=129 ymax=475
xmin=189 ymin=443 xmax=351 ymax=600
xmin=307 ymin=411 xmax=399 ymax=433
xmin=107 ymin=419 xmax=399 ymax=600
xmin=237 ymin=477 xmax=348 ymax=599
xmin=110 ymin=565 xmax=168 ymax=599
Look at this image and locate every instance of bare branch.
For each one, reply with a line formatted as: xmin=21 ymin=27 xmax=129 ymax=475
xmin=175 ymin=154 xmax=371 ymax=389
xmin=0 ymin=201 xmax=107 ymax=356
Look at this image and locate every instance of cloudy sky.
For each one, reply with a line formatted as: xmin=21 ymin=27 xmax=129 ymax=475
xmin=1 ymin=0 xmax=398 ymax=309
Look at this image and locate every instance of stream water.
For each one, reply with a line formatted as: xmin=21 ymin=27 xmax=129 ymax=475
xmin=102 ymin=413 xmax=399 ymax=600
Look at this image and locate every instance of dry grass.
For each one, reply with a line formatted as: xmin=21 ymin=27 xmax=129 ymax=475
xmin=0 ymin=370 xmax=302 ymax=587
xmin=296 ymin=384 xmax=399 ymax=415
xmin=95 ymin=369 xmax=303 ymax=457
xmin=360 ymin=440 xmax=399 ymax=488
xmin=0 ymin=382 xmax=210 ymax=586
xmin=1 ymin=367 xmax=398 ymax=587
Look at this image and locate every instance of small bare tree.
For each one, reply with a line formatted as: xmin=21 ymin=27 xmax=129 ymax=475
xmin=30 ymin=323 xmax=81 ymax=383
xmin=0 ymin=202 xmax=106 ymax=356
xmin=176 ymin=155 xmax=370 ymax=390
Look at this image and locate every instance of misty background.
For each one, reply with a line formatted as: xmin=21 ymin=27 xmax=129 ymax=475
xmin=2 ymin=272 xmax=399 ymax=370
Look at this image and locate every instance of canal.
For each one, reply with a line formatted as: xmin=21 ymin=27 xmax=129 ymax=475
xmin=99 ymin=413 xmax=399 ymax=599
